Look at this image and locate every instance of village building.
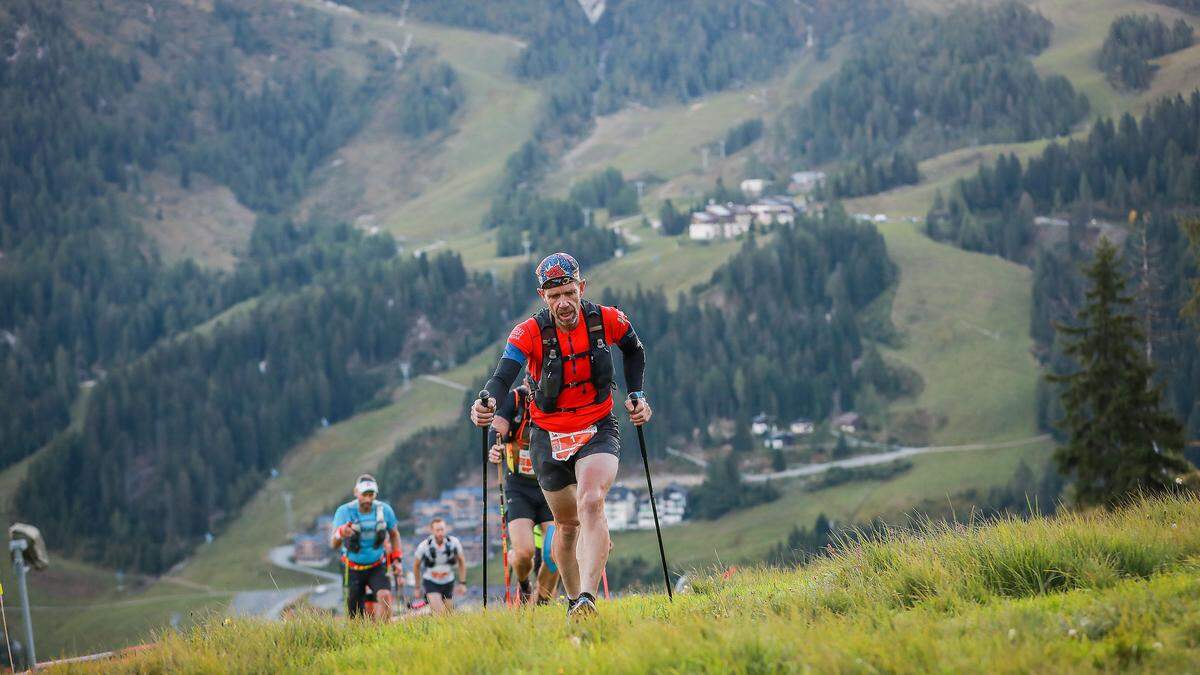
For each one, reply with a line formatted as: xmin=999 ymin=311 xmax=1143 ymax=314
xmin=689 ymin=202 xmax=754 ymax=240
xmin=763 ymin=430 xmax=795 ymax=450
xmin=789 ymin=418 xmax=815 ymax=435
xmin=739 ymin=178 xmax=769 ymax=199
xmin=789 ymin=170 xmax=826 ymax=194
xmin=605 ymin=485 xmax=640 ymax=531
xmin=833 ymin=412 xmax=861 ymax=434
xmin=748 ymin=197 xmax=797 ymax=226
xmin=751 ymin=413 xmax=774 ymax=436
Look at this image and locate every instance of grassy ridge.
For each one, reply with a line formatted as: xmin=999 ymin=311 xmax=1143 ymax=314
xmin=878 ymin=220 xmax=1041 ymax=445
xmin=87 ymin=494 xmax=1200 ymax=673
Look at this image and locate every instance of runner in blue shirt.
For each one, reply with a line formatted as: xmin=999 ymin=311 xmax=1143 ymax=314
xmin=331 ymin=474 xmax=403 ymax=619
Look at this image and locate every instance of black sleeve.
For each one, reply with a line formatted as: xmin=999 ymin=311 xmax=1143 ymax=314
xmin=484 ymin=357 xmax=522 ymax=406
xmin=617 ymin=325 xmax=646 ymax=393
xmin=495 ymin=389 xmax=517 ymax=423
xmin=492 ymin=391 xmax=517 ymax=443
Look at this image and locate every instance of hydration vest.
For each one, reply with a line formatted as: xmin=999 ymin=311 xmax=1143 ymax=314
xmin=504 ymin=386 xmax=535 ymax=477
xmin=420 ymin=536 xmax=460 ymax=568
xmin=532 ymin=301 xmax=614 ymax=413
xmin=345 ymin=503 xmax=387 ymax=553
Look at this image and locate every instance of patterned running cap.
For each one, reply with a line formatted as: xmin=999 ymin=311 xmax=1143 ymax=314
xmin=535 ymin=252 xmax=582 ymax=289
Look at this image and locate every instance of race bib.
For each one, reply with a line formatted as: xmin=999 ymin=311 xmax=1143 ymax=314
xmin=549 ymin=426 xmax=597 ymax=461
xmin=518 ymin=446 xmax=535 ymax=476
xmin=431 ymin=570 xmax=451 ymax=582
xmin=507 ymin=443 xmax=536 ymax=476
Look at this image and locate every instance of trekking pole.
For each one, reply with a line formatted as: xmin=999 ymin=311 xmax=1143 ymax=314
xmin=497 ymin=450 xmax=512 ymax=606
xmin=632 ymin=394 xmax=673 ymax=601
xmin=479 ymin=390 xmax=490 ymax=609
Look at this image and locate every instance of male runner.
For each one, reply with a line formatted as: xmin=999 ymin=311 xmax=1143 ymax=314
xmin=330 ymin=474 xmax=403 ymax=619
xmin=489 ymin=382 xmax=558 ymax=604
xmin=471 ymin=252 xmax=650 ymax=618
xmin=412 ymin=517 xmax=467 ymax=614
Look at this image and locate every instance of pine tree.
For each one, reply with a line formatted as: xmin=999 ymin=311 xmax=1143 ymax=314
xmin=1048 ymin=238 xmax=1190 ymax=507
xmin=732 ymin=416 xmax=754 ymax=453
xmin=833 ymin=433 xmax=851 ymax=459
xmin=1184 ymin=219 xmax=1200 ymax=331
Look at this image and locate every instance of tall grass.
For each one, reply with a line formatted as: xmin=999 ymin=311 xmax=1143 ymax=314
xmin=77 ymin=494 xmax=1200 ymax=673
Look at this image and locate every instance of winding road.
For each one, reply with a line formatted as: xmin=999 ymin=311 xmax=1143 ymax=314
xmin=743 ymin=435 xmax=1051 ymax=483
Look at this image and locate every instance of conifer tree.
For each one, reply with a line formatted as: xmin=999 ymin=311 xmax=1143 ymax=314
xmin=1049 ymin=238 xmax=1190 ymax=507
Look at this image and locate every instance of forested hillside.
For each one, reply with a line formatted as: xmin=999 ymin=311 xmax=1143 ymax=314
xmin=778 ymin=1 xmax=1089 ymax=168
xmin=17 ymin=221 xmax=521 ymax=571
xmin=402 ymin=0 xmax=890 ymax=113
xmin=925 ymin=91 xmax=1200 ymax=443
xmin=0 ymin=0 xmax=463 ymax=471
xmin=378 ymin=209 xmax=896 ymax=503
xmin=1099 ymin=14 xmax=1194 ymax=90
xmin=0 ymin=0 xmax=522 ymax=573
xmin=606 ymin=210 xmax=896 ymax=440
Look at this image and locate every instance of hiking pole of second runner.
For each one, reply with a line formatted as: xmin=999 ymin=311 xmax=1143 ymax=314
xmin=633 ymin=396 xmax=673 ymax=601
xmin=498 ymin=458 xmax=511 ymax=606
xmin=479 ymin=390 xmax=490 ymax=609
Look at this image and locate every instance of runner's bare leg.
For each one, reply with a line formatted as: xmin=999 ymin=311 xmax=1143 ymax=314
xmin=574 ymin=452 xmax=618 ymax=597
xmin=543 ymin=485 xmax=580 ymax=598
xmin=428 ymin=593 xmax=447 ymax=614
xmin=375 ymin=590 xmax=394 ymax=620
xmin=507 ymin=518 xmax=536 ymax=585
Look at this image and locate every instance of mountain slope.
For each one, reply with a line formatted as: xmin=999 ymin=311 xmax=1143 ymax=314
xmin=91 ymin=494 xmax=1200 ymax=673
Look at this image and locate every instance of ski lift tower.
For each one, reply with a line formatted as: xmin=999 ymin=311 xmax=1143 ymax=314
xmin=8 ymin=523 xmax=48 ymax=670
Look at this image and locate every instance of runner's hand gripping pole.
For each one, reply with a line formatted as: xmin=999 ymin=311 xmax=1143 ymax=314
xmin=631 ymin=392 xmax=673 ymax=601
xmin=479 ymin=390 xmax=491 ymax=608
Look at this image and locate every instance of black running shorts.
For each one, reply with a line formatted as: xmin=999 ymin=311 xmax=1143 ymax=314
xmin=505 ymin=475 xmax=554 ymax=524
xmin=422 ymin=578 xmax=455 ymax=599
xmin=529 ymin=414 xmax=620 ymax=492
xmin=346 ymin=563 xmax=390 ymax=618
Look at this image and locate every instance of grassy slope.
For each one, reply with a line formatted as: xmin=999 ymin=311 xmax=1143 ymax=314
xmin=91 ymin=495 xmax=1200 ymax=673
xmin=545 ymin=47 xmax=846 ymax=206
xmin=383 ymin=22 xmax=538 ymax=244
xmin=879 ymin=220 xmax=1041 ymax=445
xmin=137 ymin=172 xmax=257 ymax=271
xmin=178 ymin=379 xmax=463 ymax=589
xmin=5 ymin=380 xmax=463 ymax=661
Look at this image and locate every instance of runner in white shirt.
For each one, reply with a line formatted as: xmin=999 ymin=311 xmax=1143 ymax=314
xmin=412 ymin=517 xmax=467 ymax=613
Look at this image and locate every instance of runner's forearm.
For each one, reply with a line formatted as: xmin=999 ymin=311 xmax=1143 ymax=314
xmin=484 ymin=357 xmax=522 ymax=403
xmin=617 ymin=327 xmax=645 ymax=392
